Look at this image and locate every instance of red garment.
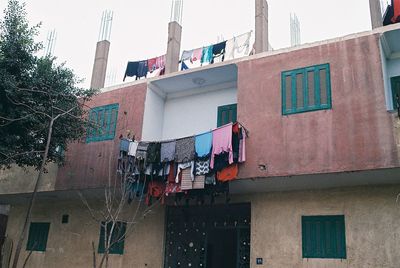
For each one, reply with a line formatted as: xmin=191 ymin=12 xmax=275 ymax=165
xmin=232 ymin=122 xmax=239 ymax=133
xmin=167 ymin=162 xmax=176 ymax=183
xmin=217 ymin=164 xmax=238 ymax=182
xmin=393 ymin=0 xmax=400 ymax=23
xmin=147 ymin=58 xmax=157 ymax=73
xmin=155 ymin=55 xmax=166 ymax=69
xmin=165 ymin=182 xmax=182 ymax=195
xmin=145 ymin=181 xmax=165 ymax=205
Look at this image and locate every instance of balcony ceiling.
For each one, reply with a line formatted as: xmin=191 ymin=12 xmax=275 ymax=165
xmin=150 ymin=64 xmax=237 ymax=94
xmin=382 ymin=28 xmax=400 ymax=59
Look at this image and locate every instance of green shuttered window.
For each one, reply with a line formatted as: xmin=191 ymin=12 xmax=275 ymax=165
xmin=26 ymin=222 xmax=50 ymax=252
xmin=217 ymin=104 xmax=237 ymax=127
xmin=302 ymin=215 xmax=346 ymax=259
xmin=86 ymin=103 xmax=119 ymax=143
xmin=98 ymin=221 xmax=126 ymax=255
xmin=282 ymin=63 xmax=332 ymax=115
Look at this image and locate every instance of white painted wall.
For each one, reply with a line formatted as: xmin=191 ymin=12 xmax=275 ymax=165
xmin=162 ymin=87 xmax=237 ymax=139
xmin=141 ymin=88 xmax=165 ymax=140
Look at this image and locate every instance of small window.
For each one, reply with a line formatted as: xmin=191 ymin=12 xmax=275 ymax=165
xmin=391 ymin=76 xmax=400 ymax=110
xmin=86 ymin=104 xmax=119 ymax=143
xmin=302 ymin=215 xmax=346 ymax=259
xmin=26 ymin=222 xmax=50 ymax=252
xmin=282 ymin=63 xmax=331 ymax=115
xmin=217 ymin=104 xmax=237 ymax=127
xmin=61 ymin=214 xmax=69 ymax=224
xmin=98 ymin=221 xmax=126 ymax=255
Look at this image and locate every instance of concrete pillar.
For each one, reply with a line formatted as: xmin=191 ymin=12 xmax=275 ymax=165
xmin=90 ymin=40 xmax=110 ymax=89
xmin=255 ymin=0 xmax=269 ymax=54
xmin=165 ymin=21 xmax=182 ymax=74
xmin=369 ymin=0 xmax=383 ymax=29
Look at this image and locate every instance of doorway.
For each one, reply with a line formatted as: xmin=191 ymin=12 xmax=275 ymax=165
xmin=164 ymin=203 xmax=250 ymax=268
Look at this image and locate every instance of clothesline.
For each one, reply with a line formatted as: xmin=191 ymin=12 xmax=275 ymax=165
xmin=123 ymin=30 xmax=253 ymax=81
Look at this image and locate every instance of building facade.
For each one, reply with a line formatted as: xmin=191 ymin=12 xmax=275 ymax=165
xmin=1 ymin=24 xmax=400 ymax=268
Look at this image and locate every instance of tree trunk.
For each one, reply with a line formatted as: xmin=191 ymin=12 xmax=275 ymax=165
xmin=11 ymin=119 xmax=55 ymax=268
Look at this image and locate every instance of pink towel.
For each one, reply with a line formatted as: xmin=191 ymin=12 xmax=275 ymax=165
xmin=155 ymin=55 xmax=166 ymax=69
xmin=191 ymin=48 xmax=203 ymax=62
xmin=210 ymin=123 xmax=233 ymax=169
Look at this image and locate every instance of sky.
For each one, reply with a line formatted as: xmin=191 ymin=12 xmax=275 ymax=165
xmin=0 ymin=0 xmax=376 ymax=88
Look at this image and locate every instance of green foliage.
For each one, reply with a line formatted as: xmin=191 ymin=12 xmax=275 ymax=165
xmin=0 ymin=0 xmax=97 ymax=169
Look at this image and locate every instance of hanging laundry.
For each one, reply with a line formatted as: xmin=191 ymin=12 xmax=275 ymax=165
xmin=181 ymin=61 xmax=189 ymax=71
xmin=136 ymin=142 xmax=149 ymax=162
xmin=123 ymin=61 xmax=139 ymax=81
xmin=224 ymin=32 xmax=252 ymax=61
xmin=175 ymin=136 xmax=195 ymax=163
xmin=239 ymin=126 xmax=246 ymax=163
xmin=175 ymin=162 xmax=194 ymax=183
xmin=195 ymin=159 xmax=210 ymax=176
xmin=120 ymin=138 xmax=130 ymax=153
xmin=224 ymin=38 xmax=235 ymax=61
xmin=145 ymin=181 xmax=165 ymax=205
xmin=210 ymin=123 xmax=233 ymax=169
xmin=155 ymin=55 xmax=166 ymax=70
xmin=128 ymin=141 xmax=139 ymax=157
xmin=191 ymin=48 xmax=203 ymax=63
xmin=146 ymin=142 xmax=161 ymax=163
xmin=195 ymin=131 xmax=212 ymax=157
xmin=137 ymin=60 xmax=148 ymax=79
xmin=193 ymin=175 xmax=205 ymax=189
xmin=211 ymin=41 xmax=226 ymax=63
xmin=205 ymin=172 xmax=216 ymax=185
xmin=232 ymin=123 xmax=240 ymax=163
xmin=147 ymin=57 xmax=157 ymax=73
xmin=180 ymin=167 xmax=193 ymax=190
xmin=217 ymin=164 xmax=238 ymax=182
xmin=213 ymin=151 xmax=230 ymax=172
xmin=165 ymin=182 xmax=182 ymax=195
xmin=181 ymin=50 xmax=194 ymax=61
xmin=160 ymin=140 xmax=176 ymax=162
xmin=201 ymin=45 xmax=213 ymax=64
xmin=167 ymin=162 xmax=177 ymax=183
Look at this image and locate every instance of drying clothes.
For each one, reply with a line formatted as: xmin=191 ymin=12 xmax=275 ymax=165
xmin=211 ymin=41 xmax=226 ymax=63
xmin=232 ymin=123 xmax=240 ymax=163
xmin=195 ymin=159 xmax=210 ymax=176
xmin=239 ymin=127 xmax=246 ymax=163
xmin=155 ymin=55 xmax=166 ymax=69
xmin=181 ymin=61 xmax=189 ymax=71
xmin=210 ymin=123 xmax=233 ymax=169
xmin=136 ymin=142 xmax=149 ymax=161
xmin=165 ymin=182 xmax=182 ymax=195
xmin=137 ymin=60 xmax=148 ymax=79
xmin=201 ymin=45 xmax=213 ymax=64
xmin=175 ymin=161 xmax=194 ymax=183
xmin=191 ymin=48 xmax=203 ymax=62
xmin=147 ymin=57 xmax=157 ymax=72
xmin=128 ymin=141 xmax=138 ymax=156
xmin=213 ymin=152 xmax=230 ymax=172
xmin=224 ymin=32 xmax=252 ymax=61
xmin=167 ymin=162 xmax=177 ymax=183
xmin=145 ymin=181 xmax=165 ymax=205
xmin=181 ymin=50 xmax=193 ymax=61
xmin=217 ymin=164 xmax=238 ymax=182
xmin=205 ymin=172 xmax=216 ymax=185
xmin=175 ymin=136 xmax=195 ymax=163
xmin=146 ymin=142 xmax=161 ymax=163
xmin=195 ymin=131 xmax=212 ymax=157
xmin=160 ymin=140 xmax=176 ymax=162
xmin=193 ymin=175 xmax=205 ymax=189
xmin=120 ymin=139 xmax=131 ymax=153
xmin=124 ymin=61 xmax=139 ymax=81
xmin=180 ymin=168 xmax=193 ymax=190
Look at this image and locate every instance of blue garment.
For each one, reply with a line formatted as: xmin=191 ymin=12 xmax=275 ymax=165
xmin=181 ymin=61 xmax=189 ymax=70
xmin=124 ymin=61 xmax=139 ymax=81
xmin=195 ymin=131 xmax=212 ymax=157
xmin=120 ymin=139 xmax=130 ymax=152
xmin=137 ymin=60 xmax=148 ymax=79
xmin=201 ymin=45 xmax=213 ymax=64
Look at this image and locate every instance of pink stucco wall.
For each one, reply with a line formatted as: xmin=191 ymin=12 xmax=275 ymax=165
xmin=237 ymin=34 xmax=399 ymax=179
xmin=55 ymin=83 xmax=147 ymax=190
